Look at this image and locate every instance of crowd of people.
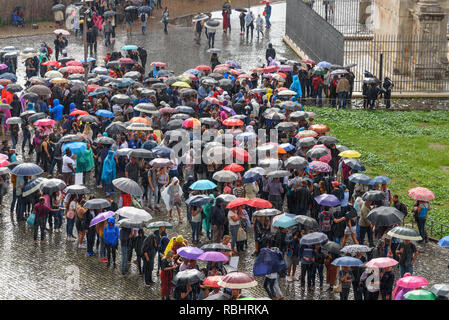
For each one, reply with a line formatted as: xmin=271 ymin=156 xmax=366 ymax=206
xmin=0 ymin=0 xmax=444 ymax=303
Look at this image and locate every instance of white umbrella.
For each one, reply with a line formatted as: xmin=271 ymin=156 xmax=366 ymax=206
xmin=116 ymin=206 xmax=152 ymax=222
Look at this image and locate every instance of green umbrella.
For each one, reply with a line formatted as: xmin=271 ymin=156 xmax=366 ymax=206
xmin=404 ymin=289 xmax=437 ymax=300
xmin=146 ymin=221 xmax=173 ymax=229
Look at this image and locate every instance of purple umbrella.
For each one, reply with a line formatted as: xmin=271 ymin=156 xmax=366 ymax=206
xmin=197 ymin=251 xmax=229 ymax=262
xmin=0 ymin=64 xmax=8 ymax=70
xmin=177 ymin=246 xmax=204 ymax=260
xmin=89 ymin=211 xmax=115 ymax=227
xmin=314 ymin=193 xmax=341 ymax=207
xmin=225 ymin=60 xmax=241 ymax=69
xmin=220 ymin=106 xmax=236 ymax=116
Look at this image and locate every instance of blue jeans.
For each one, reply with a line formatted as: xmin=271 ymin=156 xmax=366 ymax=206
xmin=11 ymin=134 xmax=17 ymax=149
xmin=338 ymin=92 xmax=347 ymax=108
xmin=104 ymin=183 xmax=114 ymax=194
xmin=313 ymin=89 xmax=322 ymax=106
xmin=168 ymin=169 xmax=178 ymax=179
xmin=334 ymin=236 xmax=342 ymax=245
xmin=311 ymin=264 xmax=324 ymax=287
xmin=191 ymin=221 xmax=201 ymax=242
xmin=263 ymin=277 xmax=276 ymax=298
xmin=121 ymin=245 xmax=128 ymax=274
xmin=399 ymin=264 xmax=413 ymax=278
xmin=229 ymin=224 xmax=240 ymax=250
xmin=265 ymin=14 xmax=271 ymax=28
xmin=10 ymin=189 xmax=17 ymax=214
xmin=142 ymin=25 xmax=146 ymax=34
xmin=15 ymin=194 xmax=24 ymax=220
xmin=147 ymin=186 xmax=159 ymax=208
xmin=356 ymin=216 xmax=360 ymax=239
xmin=49 ymin=158 xmax=62 ymax=175
xmin=54 ymin=210 xmax=63 ymax=229
xmin=22 ymin=131 xmax=31 ymax=153
xmin=417 ymin=217 xmax=427 ymax=241
xmin=66 ymin=217 xmax=75 ymax=237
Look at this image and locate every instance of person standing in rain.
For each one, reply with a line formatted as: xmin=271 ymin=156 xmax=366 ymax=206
xmin=239 ymin=10 xmax=246 ymax=35
xmin=162 ymin=7 xmax=169 ymax=34
xmin=194 ymin=19 xmax=203 ymax=44
xmin=255 ymin=14 xmax=264 ymax=38
xmin=265 ymin=43 xmax=276 ymax=65
xmin=245 ymin=11 xmax=255 ymax=40
xmin=263 ymin=2 xmax=272 ymax=28
xmin=206 ymin=26 xmax=216 ymax=49
xmin=139 ymin=10 xmax=149 ymax=35
xmin=125 ymin=8 xmax=134 ymax=35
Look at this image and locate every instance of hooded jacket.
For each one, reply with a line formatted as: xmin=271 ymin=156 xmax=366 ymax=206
xmin=103 ymin=217 xmax=119 ymax=245
xmin=101 ymin=150 xmax=117 ymax=185
xmin=49 ymin=99 xmax=64 ymax=121
xmin=210 ymin=197 xmax=226 ymax=226
xmin=289 ymin=74 xmax=302 ymax=99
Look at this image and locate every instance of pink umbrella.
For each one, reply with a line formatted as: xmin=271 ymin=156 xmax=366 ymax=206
xmin=34 ymin=119 xmax=57 ymax=126
xmin=0 ymin=64 xmax=8 ymax=70
xmin=66 ymin=60 xmax=83 ymax=67
xmin=408 ymin=187 xmax=434 ymax=202
xmin=365 ymin=257 xmax=398 ymax=268
xmin=396 ymin=276 xmax=428 ymax=289
xmin=0 ymin=153 xmax=8 ymax=161
xmin=197 ymin=251 xmax=229 ymax=262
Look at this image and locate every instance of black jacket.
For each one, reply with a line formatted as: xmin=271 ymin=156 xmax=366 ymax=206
xmin=265 ymin=47 xmax=276 ymax=63
xmin=210 ymin=198 xmax=226 ymax=226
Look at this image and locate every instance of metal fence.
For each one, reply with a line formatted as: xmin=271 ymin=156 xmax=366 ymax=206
xmin=344 ymin=34 xmax=449 ymax=92
xmin=406 ymin=217 xmax=449 ymax=239
xmin=286 ymin=0 xmax=344 ymax=65
xmin=306 ymin=0 xmax=374 ymax=36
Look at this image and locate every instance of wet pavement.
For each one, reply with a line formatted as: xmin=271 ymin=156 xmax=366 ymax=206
xmin=0 ymin=2 xmax=448 ymax=300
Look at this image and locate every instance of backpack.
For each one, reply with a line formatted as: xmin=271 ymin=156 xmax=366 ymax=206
xmin=320 ymin=211 xmax=332 ymax=232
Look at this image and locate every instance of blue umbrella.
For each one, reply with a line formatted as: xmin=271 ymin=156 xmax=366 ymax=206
xmin=122 ymin=45 xmax=138 ymax=51
xmin=189 ymin=179 xmax=217 ymax=190
xmin=314 ymin=193 xmax=341 ymax=207
xmin=138 ymin=5 xmax=151 ymax=13
xmin=253 ymin=248 xmax=288 ymax=276
xmin=99 ymin=75 xmax=114 ymax=82
xmin=152 ymin=146 xmax=173 ymax=158
xmin=331 ymin=256 xmax=363 ymax=267
xmin=317 ymin=61 xmax=331 ymax=69
xmin=280 ymin=143 xmax=295 ymax=152
xmin=92 ymin=67 xmax=109 ymax=75
xmin=89 ymin=91 xmax=108 ymax=97
xmin=11 ymin=162 xmax=44 ymax=176
xmin=22 ymin=177 xmax=48 ymax=197
xmin=242 ymin=171 xmax=261 ymax=183
xmin=186 ymin=194 xmax=213 ymax=206
xmin=185 ymin=69 xmax=200 ymax=75
xmin=175 ymin=106 xmax=195 ymax=114
xmin=300 ymin=232 xmax=328 ymax=246
xmin=349 ymin=173 xmax=372 ymax=185
xmin=157 ymin=70 xmax=170 ymax=77
xmin=369 ymin=176 xmax=392 ymax=185
xmin=62 ymin=141 xmax=87 ymax=154
xmin=142 ymin=140 xmax=158 ymax=151
xmin=79 ymin=57 xmax=96 ymax=63
xmin=272 ymin=216 xmax=298 ymax=229
xmin=0 ymin=72 xmax=17 ymax=82
xmin=95 ymin=109 xmax=114 ymax=118
xmin=438 ymin=236 xmax=449 ymax=247
xmin=115 ymin=78 xmax=134 ymax=87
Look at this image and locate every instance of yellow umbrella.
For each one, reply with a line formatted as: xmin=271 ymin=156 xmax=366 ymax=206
xmin=179 ymin=76 xmax=192 ymax=84
xmin=338 ymin=150 xmax=361 ymax=158
xmin=50 ymin=77 xmax=68 ymax=84
xmin=171 ymin=81 xmax=191 ymax=88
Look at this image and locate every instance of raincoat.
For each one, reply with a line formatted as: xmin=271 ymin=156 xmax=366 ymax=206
xmin=103 ymin=217 xmax=119 ymax=245
xmin=164 ymin=235 xmax=188 ymax=255
xmin=202 ymin=194 xmax=215 ymax=233
xmin=69 ymin=102 xmax=76 ymax=121
xmin=1 ymin=96 xmax=12 ymax=130
xmin=101 ymin=150 xmax=116 ymax=185
xmin=289 ymin=74 xmax=302 ymax=100
xmin=49 ymin=99 xmax=64 ymax=121
xmin=76 ymin=145 xmax=94 ymax=173
xmin=161 ymin=177 xmax=183 ymax=211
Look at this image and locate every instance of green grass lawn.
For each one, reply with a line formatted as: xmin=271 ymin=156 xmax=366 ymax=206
xmin=304 ymin=106 xmax=449 ymax=236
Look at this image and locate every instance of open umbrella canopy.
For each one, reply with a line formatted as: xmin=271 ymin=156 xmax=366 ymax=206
xmin=215 ymin=194 xmax=237 ymax=204
xmin=344 ymin=159 xmax=366 ymax=171
xmin=40 ymin=178 xmax=66 ymax=194
xmin=177 ymin=246 xmax=204 ymax=260
xmin=293 ymin=215 xmax=319 ymax=229
xmin=284 ymin=156 xmax=308 ymax=170
xmin=23 ymin=177 xmax=48 ymax=197
xmin=408 ymin=187 xmax=434 ymax=201
xmin=369 ymin=176 xmax=392 ymax=185
xmin=364 ymin=257 xmax=398 ymax=268
xmin=172 ymin=269 xmax=204 ymax=286
xmin=349 ymin=173 xmax=371 ymax=185
xmin=430 ymin=284 xmax=449 ymax=298
xmin=11 ymin=162 xmax=44 ymax=176
xmin=117 ymin=219 xmax=147 ymax=229
xmin=201 ymin=243 xmax=232 ymax=252
xmin=438 ymin=236 xmax=449 ymax=247
xmin=387 ymin=226 xmax=422 ymax=241
xmin=322 ymin=241 xmax=341 ymax=254
xmin=404 ymin=289 xmax=436 ymax=301
xmin=212 ymin=170 xmax=239 ymax=183
xmin=189 ymin=179 xmax=217 ymax=190
xmin=146 ymin=221 xmax=173 ymax=229
xmin=203 ymin=276 xmax=225 ymax=288
xmin=340 ymin=244 xmax=371 ymax=254
xmin=226 ymin=197 xmax=249 ymax=209
xmin=362 ymin=190 xmax=385 ymax=202
xmin=308 ymin=161 xmax=331 ymax=173
xmin=198 ymin=251 xmax=229 ymax=262
xmin=89 ymin=211 xmax=115 ymax=227
xmin=116 ymin=206 xmax=152 ymax=222
xmin=397 ymin=276 xmax=428 ymax=289
xmin=272 ymin=216 xmax=298 ymax=229
xmin=84 ymin=198 xmax=111 ymax=210
xmin=64 ymin=184 xmax=90 ymax=195
xmin=338 ymin=150 xmax=361 ymax=158
xmin=112 ymin=177 xmax=143 ymax=197
xmin=186 ymin=194 xmax=213 ymax=207
xmin=62 ymin=142 xmax=87 ymax=154
xmin=253 ymin=208 xmax=282 ymax=217
xmin=366 ymin=206 xmax=404 ymax=227
xmin=217 ymin=272 xmax=258 ymax=289
xmin=247 ymin=198 xmax=272 ymax=209
xmin=300 ymin=232 xmax=328 ymax=246
xmin=331 ymin=257 xmax=363 ymax=267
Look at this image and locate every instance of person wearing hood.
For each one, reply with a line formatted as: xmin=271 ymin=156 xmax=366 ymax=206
xmin=68 ymin=102 xmax=76 ymax=121
xmin=134 ymin=228 xmax=146 ymax=275
xmin=49 ymin=98 xmax=64 ymax=122
xmin=142 ymin=232 xmax=158 ymax=285
xmin=210 ymin=197 xmax=226 ymax=242
xmin=10 ymin=95 xmax=21 ymax=118
xmin=265 ymin=43 xmax=276 ymax=65
xmin=289 ymin=74 xmax=303 ymax=102
xmin=103 ymin=217 xmax=119 ymax=268
xmin=202 ymin=194 xmax=215 ymax=241
xmin=101 ymin=149 xmax=117 ymax=195
xmin=182 ymin=175 xmax=196 ymax=222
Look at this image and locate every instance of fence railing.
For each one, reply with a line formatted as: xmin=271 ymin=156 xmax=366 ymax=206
xmin=344 ymin=34 xmax=449 ymax=92
xmin=405 ymin=217 xmax=449 ymax=240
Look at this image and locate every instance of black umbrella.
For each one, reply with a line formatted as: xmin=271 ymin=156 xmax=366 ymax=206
xmin=64 ymin=184 xmax=90 ymax=195
xmin=129 ymin=149 xmax=155 ymax=159
xmin=192 ymin=13 xmax=209 ymax=22
xmin=94 ymin=136 xmax=115 ymax=145
xmin=264 ymin=112 xmax=286 ymax=121
xmin=40 ymin=178 xmax=66 ymax=194
xmin=201 ymin=243 xmax=232 ymax=252
xmin=297 ymin=137 xmax=316 ymax=148
xmin=322 ymin=241 xmax=341 ymax=254
xmin=199 ymin=117 xmax=218 ymax=126
xmin=136 ymin=88 xmax=156 ymax=97
xmin=103 ymin=10 xmax=116 ymax=19
xmin=186 ymin=194 xmax=213 ymax=206
xmin=430 ymin=284 xmax=449 ymax=298
xmin=280 ymin=101 xmax=300 ymax=111
xmin=124 ymin=5 xmax=138 ymax=11
xmin=167 ymin=119 xmax=183 ymax=130
xmin=20 ymin=110 xmax=36 ymax=117
xmin=235 ymin=8 xmax=248 ymax=12
xmin=307 ymin=147 xmax=329 ymax=159
xmin=79 ymin=115 xmax=99 ymax=123
xmin=253 ymin=208 xmax=282 ymax=217
xmin=348 ymin=173 xmax=371 ymax=185
xmin=172 ymin=269 xmax=204 ymax=286
xmin=58 ymin=134 xmax=84 ymax=144
xmin=275 ymin=122 xmax=297 ymax=131
xmin=284 ymin=156 xmax=308 ymax=170
xmin=344 ymin=159 xmax=366 ymax=171
xmin=293 ymin=215 xmax=319 ymax=229
xmin=6 ymin=84 xmax=23 ymax=93
xmin=11 ymin=162 xmax=43 ymax=176
xmin=22 ymin=92 xmax=39 ymax=101
xmin=28 ymin=85 xmax=51 ymax=97
xmin=366 ymin=206 xmax=405 ymax=227
xmin=134 ymin=103 xmax=158 ymax=114
xmin=28 ymin=112 xmax=47 ymax=123
xmin=51 ymin=4 xmax=65 ymax=12
xmin=84 ymin=198 xmax=111 ymax=210
xmin=205 ymin=19 xmax=221 ymax=30
xmin=106 ymin=122 xmax=127 ymax=135
xmin=317 ymin=136 xmax=339 ymax=146
xmin=362 ymin=190 xmax=385 ymax=202
xmin=111 ymin=94 xmax=131 ymax=104
xmin=300 ymin=232 xmax=328 ymax=246
xmin=112 ymin=177 xmax=143 ymax=197
xmin=5 ymin=117 xmax=22 ymax=125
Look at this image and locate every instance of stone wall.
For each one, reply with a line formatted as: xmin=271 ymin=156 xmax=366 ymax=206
xmin=0 ymin=0 xmax=73 ymax=25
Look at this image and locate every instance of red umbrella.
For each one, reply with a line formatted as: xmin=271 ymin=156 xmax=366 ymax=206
xmin=203 ymin=276 xmax=225 ymax=288
xmin=217 ymin=272 xmax=258 ymax=289
xmin=226 ymin=197 xmax=249 ymax=209
xmin=231 ymin=147 xmax=252 ymax=162
xmin=262 ymin=65 xmax=279 ymax=73
xmin=229 ymin=69 xmax=241 ymax=76
xmin=0 ymin=160 xmax=10 ymax=168
xmin=275 ymin=72 xmax=287 ymax=79
xmin=223 ymin=163 xmax=244 ymax=172
xmin=250 ymin=67 xmax=264 ymax=73
xmin=34 ymin=119 xmax=57 ymax=126
xmin=247 ymin=198 xmax=272 ymax=209
xmin=215 ymin=64 xmax=231 ymax=69
xmin=88 ymin=84 xmax=100 ymax=92
xmin=66 ymin=60 xmax=83 ymax=67
xmin=119 ymin=58 xmax=135 ymax=64
xmin=42 ymin=60 xmax=62 ymax=68
xmin=205 ymin=96 xmax=222 ymax=105
xmin=151 ymin=61 xmax=168 ymax=68
xmin=260 ymin=0 xmax=273 ymax=4
xmin=214 ymin=66 xmax=230 ymax=74
xmin=69 ymin=109 xmax=89 ymax=116
xmin=181 ymin=73 xmax=197 ymax=81
xmin=301 ymin=59 xmax=316 ymax=65
xmin=182 ymin=118 xmax=201 ymax=128
xmin=195 ymin=65 xmax=211 ymax=71
xmin=223 ymin=118 xmax=243 ymax=127
xmin=66 ymin=66 xmax=85 ymax=74
xmin=237 ymin=74 xmax=253 ymax=80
